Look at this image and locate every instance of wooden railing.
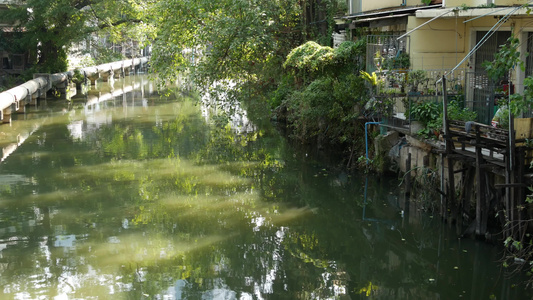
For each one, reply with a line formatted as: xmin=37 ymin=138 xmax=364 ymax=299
xmin=448 ymin=120 xmax=510 ymax=167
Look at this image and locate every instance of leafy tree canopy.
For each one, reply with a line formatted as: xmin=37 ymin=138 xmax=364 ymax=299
xmin=149 ymin=0 xmax=305 ymax=90
xmin=1 ymin=0 xmax=344 ymax=93
xmin=1 ymin=0 xmax=154 ymax=73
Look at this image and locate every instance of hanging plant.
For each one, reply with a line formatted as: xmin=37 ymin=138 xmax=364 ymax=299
xmin=483 ymin=35 xmax=533 ymax=119
xmin=482 ymin=36 xmax=524 ymax=82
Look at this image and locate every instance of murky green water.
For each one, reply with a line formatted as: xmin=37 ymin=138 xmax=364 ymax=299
xmin=0 ymin=75 xmax=530 ymax=299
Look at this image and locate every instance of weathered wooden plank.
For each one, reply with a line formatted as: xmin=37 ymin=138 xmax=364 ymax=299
xmin=405 ymin=153 xmax=411 ymax=198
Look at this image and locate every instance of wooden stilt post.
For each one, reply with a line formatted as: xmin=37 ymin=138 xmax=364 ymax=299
xmin=440 ymin=153 xmax=446 ymax=217
xmin=504 ymin=153 xmax=511 ymax=239
xmin=406 ymin=152 xmax=412 ymax=198
xmin=506 ymin=73 xmax=516 ymax=238
xmin=517 ymin=147 xmax=525 ymax=239
xmin=481 ymin=172 xmax=490 ymax=235
xmin=447 ymin=155 xmax=456 ymax=223
xmin=443 ymin=76 xmax=455 ymax=222
xmin=457 ymin=167 xmax=468 ymax=233
xmin=402 ymin=152 xmax=412 ymax=228
xmin=475 ymin=125 xmax=485 ymax=236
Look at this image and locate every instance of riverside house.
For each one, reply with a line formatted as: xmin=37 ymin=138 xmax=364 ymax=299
xmin=339 ymin=0 xmax=533 ymax=124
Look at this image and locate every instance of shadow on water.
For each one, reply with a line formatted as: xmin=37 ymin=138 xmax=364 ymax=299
xmin=0 ymin=75 xmax=529 ymax=299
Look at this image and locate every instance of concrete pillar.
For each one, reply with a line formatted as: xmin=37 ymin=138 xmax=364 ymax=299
xmin=55 ymin=81 xmax=69 ymax=99
xmin=11 ymin=101 xmax=19 ymax=113
xmin=30 ymin=93 xmax=39 ymax=105
xmin=88 ymin=73 xmax=100 ymax=85
xmin=114 ymin=67 xmax=123 ymax=79
xmin=2 ymin=107 xmax=11 ymax=123
xmin=101 ymin=70 xmax=113 ymax=82
xmin=24 ymin=89 xmax=30 ymax=104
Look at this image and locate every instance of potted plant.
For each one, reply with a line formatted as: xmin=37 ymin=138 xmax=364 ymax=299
xmin=407 ymin=70 xmax=427 ymax=96
xmin=408 ymin=100 xmax=440 ymax=137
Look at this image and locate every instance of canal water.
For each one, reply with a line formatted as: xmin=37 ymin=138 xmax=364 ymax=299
xmin=0 ymin=75 xmax=530 ymax=299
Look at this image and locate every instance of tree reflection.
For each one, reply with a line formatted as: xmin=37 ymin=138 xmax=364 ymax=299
xmin=0 ymin=84 xmax=529 ymax=299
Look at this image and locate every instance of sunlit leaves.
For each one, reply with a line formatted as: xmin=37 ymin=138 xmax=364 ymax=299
xmin=284 ymin=40 xmax=365 ymax=81
xmin=150 ymin=0 xmax=304 ymax=92
xmin=1 ymin=0 xmax=153 ymax=72
xmin=284 ymin=41 xmax=335 ymax=72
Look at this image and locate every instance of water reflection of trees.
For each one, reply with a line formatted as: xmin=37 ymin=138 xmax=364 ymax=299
xmin=0 ymin=94 xmax=529 ymax=299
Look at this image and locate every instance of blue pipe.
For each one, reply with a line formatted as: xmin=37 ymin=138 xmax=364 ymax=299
xmin=365 ymin=121 xmax=383 ymax=164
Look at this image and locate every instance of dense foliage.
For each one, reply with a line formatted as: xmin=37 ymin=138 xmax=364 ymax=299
xmin=149 ymin=0 xmax=343 ymax=93
xmin=0 ymin=0 xmax=153 ymax=74
xmin=0 ymin=0 xmax=364 ymax=164
xmin=2 ymin=0 xmax=370 ymax=160
xmin=145 ymin=0 xmax=360 ymax=158
xmin=151 ymin=0 xmax=291 ymax=99
xmin=273 ymin=40 xmax=368 ymax=152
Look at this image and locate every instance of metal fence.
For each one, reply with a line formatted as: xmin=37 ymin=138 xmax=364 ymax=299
xmin=366 ymin=35 xmax=410 ymax=74
xmin=462 ymin=71 xmax=533 ymax=124
xmin=378 ymin=71 xmax=533 ymax=128
xmin=380 ymin=68 xmax=468 ymax=123
xmin=362 ymin=34 xmax=518 ymax=127
xmin=465 ymin=71 xmax=497 ymax=125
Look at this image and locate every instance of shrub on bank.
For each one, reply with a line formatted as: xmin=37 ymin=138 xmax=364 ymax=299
xmin=272 ymin=40 xmax=369 ymax=154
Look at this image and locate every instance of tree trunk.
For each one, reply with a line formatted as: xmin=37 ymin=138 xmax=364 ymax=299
xmin=37 ymin=38 xmax=67 ymax=73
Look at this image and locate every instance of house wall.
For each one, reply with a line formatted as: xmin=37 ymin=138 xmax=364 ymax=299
xmin=445 ymin=0 xmax=526 ymax=7
xmin=494 ymin=0 xmax=528 ymax=5
xmin=350 ymin=1 xmax=533 ymax=74
xmin=510 ymin=17 xmax=530 ymax=93
xmin=407 ymin=16 xmax=468 ymax=70
xmin=362 ymin=0 xmax=403 ymax=12
xmin=445 ymin=0 xmax=489 ymax=7
xmin=348 ymin=0 xmax=436 ymax=15
xmin=407 ymin=13 xmax=533 ymax=99
xmin=406 ymin=14 xmax=528 ymax=71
